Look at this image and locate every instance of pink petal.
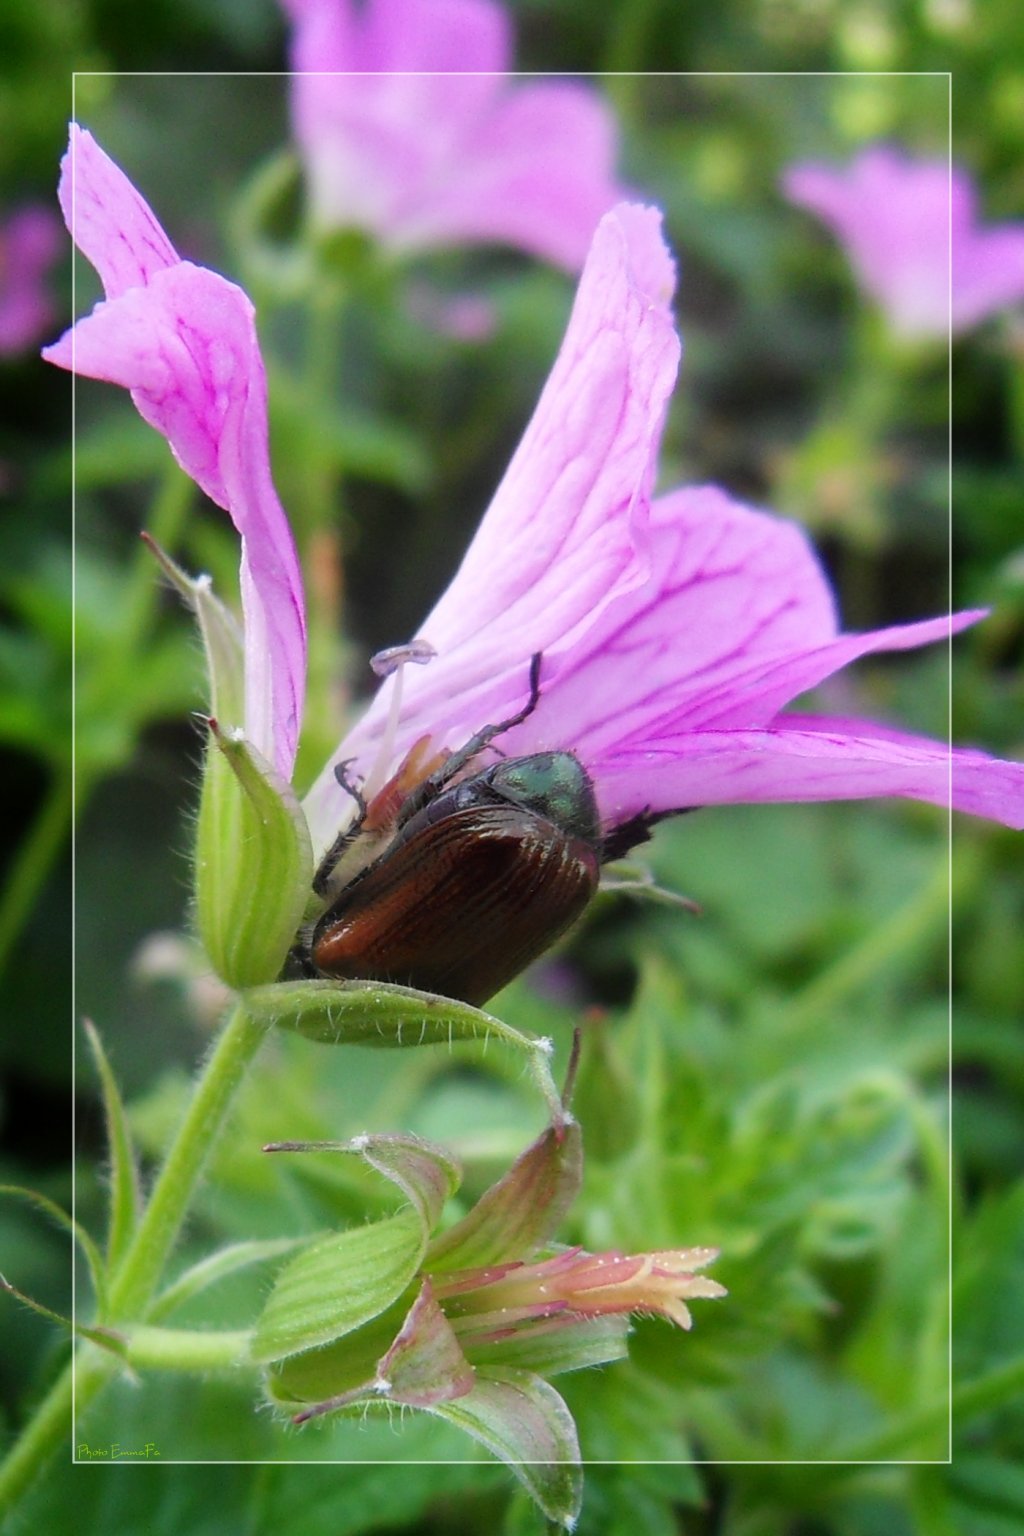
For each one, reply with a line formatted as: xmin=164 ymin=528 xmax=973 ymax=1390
xmin=490 ymin=485 xmax=841 ymax=761
xmin=388 ymin=81 xmax=622 ymax=270
xmin=56 ymin=124 xmax=178 ymax=297
xmin=281 ymin=0 xmax=623 ymax=267
xmin=43 ymin=127 xmax=306 ymax=779
xmin=0 ymin=205 xmax=62 ymax=355
xmin=592 ymin=717 xmax=1024 ymax=831
xmin=283 ymin=0 xmax=510 ymax=72
xmin=783 ymin=146 xmax=1024 ymax=338
xmin=284 ymin=0 xmax=510 ymax=234
xmin=663 ymin=609 xmax=984 ymax=732
xmin=954 ymin=225 xmax=1024 ymax=332
xmin=304 ymin=203 xmax=679 ymax=843
xmin=358 ymin=0 xmax=510 ymax=72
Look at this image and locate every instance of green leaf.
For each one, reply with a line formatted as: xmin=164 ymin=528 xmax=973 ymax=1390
xmin=954 ymin=1184 xmax=1024 ymax=1377
xmin=0 ymin=1183 xmax=107 ymax=1317
xmin=468 ymin=1313 xmax=630 ymax=1378
xmin=948 ymin=1455 xmax=1024 ymax=1536
xmin=33 ymin=406 xmax=171 ymax=493
xmin=428 ymin=1367 xmax=582 ymax=1529
xmin=271 ymin=1281 xmax=476 ymax=1419
xmin=252 ymin=1208 xmax=427 ymax=1364
xmin=82 ymin=1019 xmax=140 ymax=1274
xmin=195 ymin=725 xmax=314 ymax=988
xmin=270 ymin=370 xmax=432 ymax=492
xmin=0 ymin=1273 xmax=126 ymax=1359
xmin=244 ymin=978 xmax=564 ymax=1118
xmin=251 ymin=1449 xmax=505 ymax=1535
xmin=140 ymin=537 xmax=245 ymax=729
xmin=426 ymin=1122 xmax=582 ymax=1272
xmin=266 ymin=1293 xmax=415 ymax=1410
xmin=264 ymin=1132 xmax=461 ymax=1236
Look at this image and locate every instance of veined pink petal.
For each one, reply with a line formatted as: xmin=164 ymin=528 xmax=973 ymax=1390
xmin=303 ymin=203 xmax=679 ymax=845
xmin=311 ymin=455 xmax=1023 ymax=849
xmin=56 ymin=126 xmax=178 ymax=296
xmin=280 ymin=0 xmax=623 ymax=268
xmin=591 ymin=720 xmax=1024 ymax=831
xmin=783 ymin=146 xmax=1024 ymax=338
xmin=493 ymin=484 xmax=844 ymax=760
xmin=661 ymin=610 xmax=983 ymax=732
xmin=43 ymin=126 xmax=306 ymax=779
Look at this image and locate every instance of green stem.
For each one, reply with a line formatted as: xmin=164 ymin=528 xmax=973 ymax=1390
xmin=0 ymin=1359 xmax=75 ymax=1516
xmin=125 ymin=1326 xmax=252 ymax=1372
xmin=0 ymin=768 xmax=73 ymax=978
xmin=107 ymin=1004 xmax=269 ymax=1317
xmin=0 ymin=1004 xmax=269 ymax=1515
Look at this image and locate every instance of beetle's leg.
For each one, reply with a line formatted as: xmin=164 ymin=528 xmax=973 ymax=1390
xmin=466 ymin=650 xmax=543 ymax=755
xmin=398 ymin=653 xmax=544 ymax=828
xmin=312 ymin=760 xmax=369 ymax=897
xmin=600 ymin=806 xmax=689 ymax=864
xmin=285 ymin=931 xmax=320 ymax=978
xmin=334 ymin=758 xmax=369 ymax=822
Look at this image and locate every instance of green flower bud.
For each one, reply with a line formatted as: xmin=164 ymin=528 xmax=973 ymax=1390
xmin=195 ymin=721 xmax=313 ymax=989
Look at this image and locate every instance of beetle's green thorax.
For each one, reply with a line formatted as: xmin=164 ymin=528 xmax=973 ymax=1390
xmin=488 ymin=752 xmax=601 ymax=845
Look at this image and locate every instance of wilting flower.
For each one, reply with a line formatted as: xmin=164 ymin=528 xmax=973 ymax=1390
xmin=279 ymin=0 xmax=625 ymax=269
xmin=782 ymin=145 xmax=1024 ymax=338
xmin=435 ymin=1244 xmax=725 ymax=1336
xmin=0 ymin=204 xmax=62 ymax=356
xmin=256 ymin=1120 xmax=724 ymax=1525
xmin=42 ymin=125 xmax=305 ymax=782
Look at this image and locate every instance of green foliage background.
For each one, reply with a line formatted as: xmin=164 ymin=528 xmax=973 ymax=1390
xmin=1 ymin=1 xmax=1023 ymax=1533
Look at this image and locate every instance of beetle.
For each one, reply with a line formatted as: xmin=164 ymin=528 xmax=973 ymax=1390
xmin=304 ymin=655 xmax=612 ymax=1007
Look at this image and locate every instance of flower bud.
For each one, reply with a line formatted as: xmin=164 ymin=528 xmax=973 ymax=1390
xmin=195 ymin=720 xmax=313 ymax=989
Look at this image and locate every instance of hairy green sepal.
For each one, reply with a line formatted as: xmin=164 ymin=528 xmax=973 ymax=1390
xmin=195 ymin=724 xmax=313 ymax=988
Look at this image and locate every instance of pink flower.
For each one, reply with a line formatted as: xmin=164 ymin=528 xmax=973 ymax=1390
xmin=782 ymin=145 xmax=1024 ymax=339
xmin=280 ymin=0 xmax=625 ymax=269
xmin=42 ymin=125 xmax=306 ymax=781
xmin=0 ymin=204 xmax=62 ymax=356
xmin=38 ymin=126 xmax=1024 ymax=862
xmin=304 ymin=202 xmax=1024 ymax=855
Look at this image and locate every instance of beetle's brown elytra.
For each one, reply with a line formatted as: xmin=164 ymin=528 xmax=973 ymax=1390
xmin=306 ymin=657 xmax=607 ymax=1005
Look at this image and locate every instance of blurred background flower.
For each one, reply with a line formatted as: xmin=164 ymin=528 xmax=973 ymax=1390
xmin=783 ymin=145 xmax=1024 ymax=338
xmin=0 ymin=204 xmax=61 ymax=356
xmin=280 ymin=0 xmax=625 ymax=268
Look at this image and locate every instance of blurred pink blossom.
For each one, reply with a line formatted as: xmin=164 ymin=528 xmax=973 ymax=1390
xmin=43 ymin=126 xmax=306 ymax=781
xmin=405 ymin=280 xmax=496 ymax=341
xmin=783 ymin=145 xmax=1024 ymax=338
xmin=280 ymin=0 xmax=625 ymax=269
xmin=0 ymin=204 xmax=62 ymax=356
